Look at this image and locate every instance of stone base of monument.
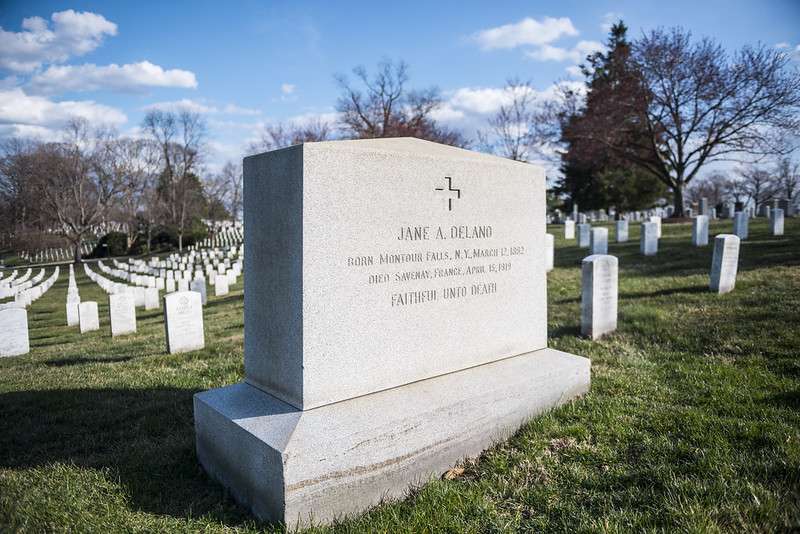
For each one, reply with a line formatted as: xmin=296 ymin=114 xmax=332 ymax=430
xmin=194 ymin=347 xmax=590 ymax=527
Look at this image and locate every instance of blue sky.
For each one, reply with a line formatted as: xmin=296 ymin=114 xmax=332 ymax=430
xmin=1 ymin=0 xmax=798 ymax=176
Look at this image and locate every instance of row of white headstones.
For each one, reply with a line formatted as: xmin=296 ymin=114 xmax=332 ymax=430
xmin=556 ymin=209 xmax=787 ymax=340
xmin=0 ymin=242 xmax=242 ymax=357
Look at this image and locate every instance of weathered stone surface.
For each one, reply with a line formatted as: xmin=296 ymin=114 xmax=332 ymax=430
xmin=190 ymin=279 xmax=207 ymax=305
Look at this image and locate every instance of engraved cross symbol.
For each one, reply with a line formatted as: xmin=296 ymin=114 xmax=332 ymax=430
xmin=435 ymin=176 xmax=461 ymax=211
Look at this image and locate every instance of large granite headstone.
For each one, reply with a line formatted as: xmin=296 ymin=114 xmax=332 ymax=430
xmin=0 ymin=307 xmax=29 ymax=356
xmin=163 ymin=291 xmax=204 ymax=353
xmin=109 ymin=293 xmax=136 ymax=337
xmin=710 ymin=234 xmax=740 ymax=294
xmin=194 ymin=138 xmax=590 ymax=526
xmin=581 ymin=254 xmax=617 ymax=339
xmin=693 ymin=215 xmax=709 ymax=246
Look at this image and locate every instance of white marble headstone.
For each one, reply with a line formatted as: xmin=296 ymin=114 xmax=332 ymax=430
xmin=771 ymin=208 xmax=784 ymax=236
xmin=78 ymin=301 xmax=100 ymax=333
xmin=710 ymin=234 xmax=740 ymax=294
xmin=641 ymin=222 xmax=658 ymax=255
xmin=577 ymin=223 xmax=590 ymax=248
xmin=0 ymin=307 xmax=29 ymax=356
xmin=564 ymin=220 xmax=575 ymax=239
xmin=214 ymin=275 xmax=229 ymax=296
xmin=615 ymin=220 xmax=628 ymax=243
xmin=589 ymin=227 xmax=608 ymax=255
xmin=581 ymin=254 xmax=618 ymax=339
xmin=163 ymin=291 xmax=205 ymax=353
xmin=109 ymin=293 xmax=136 ymax=336
xmin=693 ymin=215 xmax=709 ymax=246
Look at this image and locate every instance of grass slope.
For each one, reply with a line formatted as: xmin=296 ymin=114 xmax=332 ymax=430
xmin=1 ymin=218 xmax=798 ymax=533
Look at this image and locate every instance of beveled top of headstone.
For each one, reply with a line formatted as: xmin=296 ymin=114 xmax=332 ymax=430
xmin=244 ymin=138 xmax=547 ymax=410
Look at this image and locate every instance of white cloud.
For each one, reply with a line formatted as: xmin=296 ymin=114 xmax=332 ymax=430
xmin=601 ymin=12 xmax=623 ymax=33
xmin=281 ymin=84 xmax=295 ymax=94
xmin=526 ymin=40 xmax=605 ymax=63
xmin=26 ymin=61 xmax=198 ymax=95
xmin=0 ymin=87 xmax=126 ymax=130
xmin=142 ymin=98 xmax=261 ymax=116
xmin=0 ymin=10 xmax=117 ymax=73
xmin=473 ymin=17 xmax=578 ymax=50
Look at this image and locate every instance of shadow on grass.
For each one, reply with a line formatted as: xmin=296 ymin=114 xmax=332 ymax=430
xmin=44 ymin=356 xmax=135 ymax=367
xmin=548 ymin=324 xmax=582 ymax=339
xmin=0 ymin=387 xmax=252 ymax=526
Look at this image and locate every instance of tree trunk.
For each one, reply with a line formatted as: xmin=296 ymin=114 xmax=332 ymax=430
xmin=672 ymin=183 xmax=687 ymax=218
xmin=73 ymin=239 xmax=82 ymax=264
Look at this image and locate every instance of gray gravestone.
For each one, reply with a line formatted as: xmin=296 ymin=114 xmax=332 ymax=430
xmin=771 ymin=208 xmax=785 ymax=235
xmin=78 ymin=301 xmax=99 ymax=333
xmin=710 ymin=234 xmax=740 ymax=294
xmin=577 ymin=223 xmax=590 ymax=248
xmin=581 ymin=254 xmax=618 ymax=339
xmin=564 ymin=219 xmax=575 ymax=239
xmin=589 ymin=227 xmax=608 ymax=255
xmin=163 ymin=291 xmax=204 ymax=353
xmin=109 ymin=293 xmax=136 ymax=336
xmin=545 ymin=233 xmax=554 ymax=272
xmin=0 ymin=307 xmax=29 ymax=357
xmin=615 ymin=220 xmax=628 ymax=243
xmin=641 ymin=222 xmax=658 ymax=255
xmin=700 ymin=197 xmax=708 ymax=216
xmin=733 ymin=211 xmax=748 ymax=239
xmin=190 ymin=279 xmax=207 ymax=305
xmin=693 ymin=215 xmax=709 ymax=246
xmin=193 ymin=138 xmax=590 ymax=526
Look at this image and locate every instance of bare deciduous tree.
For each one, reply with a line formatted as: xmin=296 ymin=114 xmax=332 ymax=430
xmin=584 ymin=27 xmax=800 ymax=217
xmin=248 ymin=118 xmax=333 ymax=154
xmin=143 ymin=107 xmax=207 ymax=250
xmin=478 ymin=78 xmax=544 ymax=162
xmin=335 ymin=59 xmax=467 ymax=146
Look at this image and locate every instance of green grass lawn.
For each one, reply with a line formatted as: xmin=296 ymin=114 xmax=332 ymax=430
xmin=1 ymin=218 xmax=799 ymax=533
